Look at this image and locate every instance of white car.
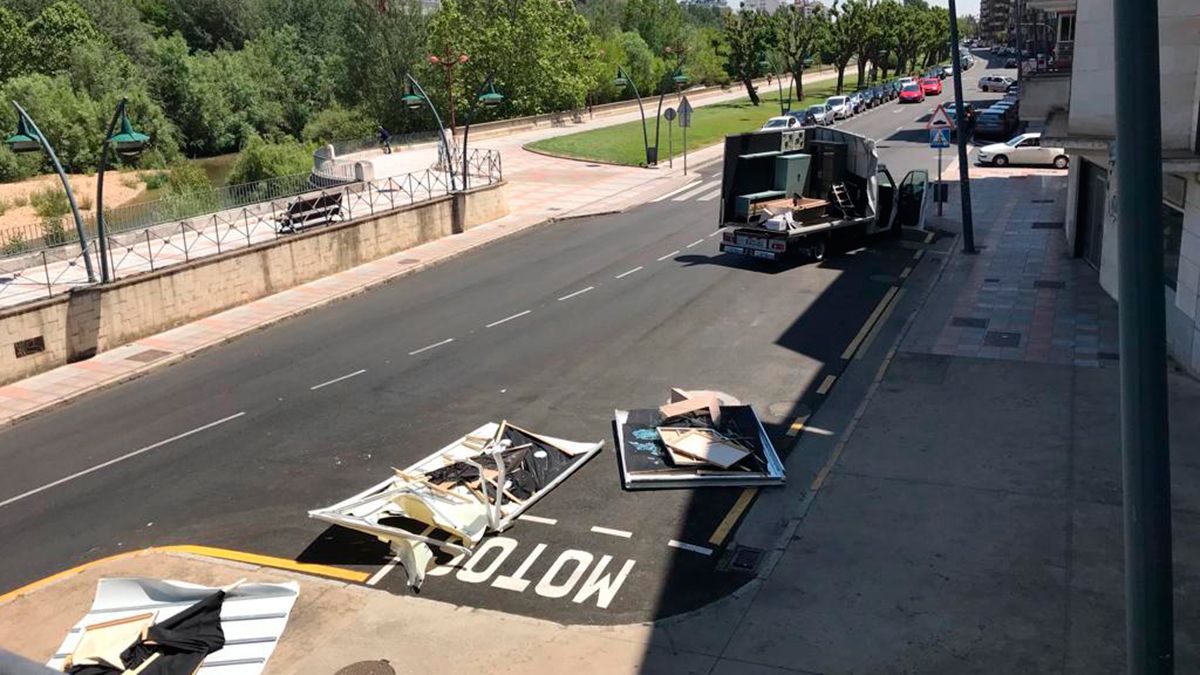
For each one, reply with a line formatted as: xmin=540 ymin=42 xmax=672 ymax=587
xmin=761 ymin=115 xmax=801 ymax=130
xmin=976 ymin=132 xmax=1069 ymax=168
xmin=979 ymin=75 xmax=1014 ymax=92
xmin=825 ymin=95 xmax=852 ymax=119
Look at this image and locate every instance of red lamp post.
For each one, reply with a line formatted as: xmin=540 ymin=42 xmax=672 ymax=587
xmin=429 ymin=51 xmax=470 ymax=131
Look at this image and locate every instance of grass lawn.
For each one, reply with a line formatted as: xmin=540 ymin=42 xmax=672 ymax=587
xmin=525 ymin=74 xmax=862 ymax=166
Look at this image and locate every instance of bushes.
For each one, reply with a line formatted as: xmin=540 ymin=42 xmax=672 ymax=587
xmin=40 ymin=215 xmax=69 ymax=247
xmin=29 ymin=186 xmax=71 ymax=218
xmin=302 ymin=106 xmax=376 ymax=144
xmin=226 ymin=136 xmax=313 ymax=185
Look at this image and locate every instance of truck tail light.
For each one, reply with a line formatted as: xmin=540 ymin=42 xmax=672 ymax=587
xmin=771 ymin=241 xmax=786 ymax=251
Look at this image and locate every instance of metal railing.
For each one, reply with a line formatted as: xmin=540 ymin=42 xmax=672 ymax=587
xmin=0 ymin=150 xmax=503 ymax=308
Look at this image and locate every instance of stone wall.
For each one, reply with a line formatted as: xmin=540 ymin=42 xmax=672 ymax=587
xmin=0 ymin=182 xmax=508 ymax=384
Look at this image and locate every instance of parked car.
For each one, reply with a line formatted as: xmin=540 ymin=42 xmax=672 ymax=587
xmin=898 ymin=82 xmax=925 ymax=103
xmin=825 ymin=95 xmax=853 ymax=119
xmin=794 ymin=104 xmax=833 ymax=126
xmin=976 ymin=132 xmax=1069 ymax=168
xmin=979 ymin=75 xmax=1014 ymax=92
xmin=973 ymin=108 xmax=1011 ymax=138
xmin=942 ymin=65 xmax=954 ymax=78
xmin=761 ymin=115 xmax=802 ymax=130
xmin=847 ymin=91 xmax=865 ymax=113
xmin=1006 ymin=83 xmax=1020 ymax=97
xmin=920 ymin=77 xmax=943 ymax=95
xmin=941 ymin=102 xmax=976 ymax=137
xmin=866 ymin=87 xmax=883 ymax=107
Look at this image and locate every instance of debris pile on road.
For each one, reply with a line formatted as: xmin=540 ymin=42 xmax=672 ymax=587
xmin=48 ymin=578 xmax=298 ymax=675
xmin=614 ymin=388 xmax=785 ymax=489
xmin=309 ymin=421 xmax=603 ymax=590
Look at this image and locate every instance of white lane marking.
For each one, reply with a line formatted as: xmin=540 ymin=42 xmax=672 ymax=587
xmin=591 ymin=526 xmax=633 ymax=539
xmin=310 ymin=369 xmax=367 ymax=391
xmin=672 ymin=180 xmax=719 ymax=201
xmin=368 ymin=525 xmax=434 ymax=585
xmin=697 ymin=189 xmax=722 ymax=202
xmin=894 ymin=108 xmax=903 ymax=113
xmin=895 ymin=126 xmax=905 ymax=132
xmin=708 ymin=231 xmax=722 ymax=238
xmin=686 ymin=239 xmax=705 ymax=248
xmin=668 ymin=539 xmax=713 ymax=556
xmin=557 ymin=286 xmax=594 ymax=302
xmin=409 ymin=338 xmax=454 ymax=355
xmin=485 ymin=310 xmax=532 ymax=328
xmin=657 ymin=250 xmax=680 ymax=262
xmin=615 ymin=266 xmax=644 ymax=279
xmin=518 ymin=514 xmax=558 ymax=525
xmin=0 ymin=412 xmax=246 ymax=509
xmin=651 ymin=182 xmax=701 ymax=203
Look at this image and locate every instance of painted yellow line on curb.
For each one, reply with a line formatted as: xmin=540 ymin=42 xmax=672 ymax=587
xmin=816 ymin=374 xmax=837 ymax=396
xmin=857 ymin=288 xmax=906 ymax=360
xmin=900 ymin=266 xmax=913 ymax=280
xmin=786 ymin=413 xmax=811 ymax=437
xmin=709 ymin=488 xmax=758 ymax=546
xmin=841 ymin=287 xmax=898 ymax=361
xmin=913 ymin=248 xmax=925 ymax=261
xmin=924 ymin=231 xmax=935 ymax=244
xmin=0 ymin=545 xmax=368 ymax=606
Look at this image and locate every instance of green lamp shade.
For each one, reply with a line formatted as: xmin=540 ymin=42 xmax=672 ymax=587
xmin=614 ymin=67 xmax=629 ymax=87
xmin=5 ymin=116 xmax=40 ymax=154
xmin=401 ymin=93 xmax=425 ymax=109
xmin=478 ymin=91 xmax=504 ymax=107
xmin=109 ymin=112 xmax=149 ymax=157
xmin=672 ymin=73 xmax=690 ymax=86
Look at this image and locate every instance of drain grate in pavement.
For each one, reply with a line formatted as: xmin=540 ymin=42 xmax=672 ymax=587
xmin=887 ymin=352 xmax=952 ymax=384
xmin=1034 ymin=280 xmax=1065 ymax=289
xmin=984 ymin=331 xmax=1022 ymax=348
xmin=984 ymin=277 xmax=1001 ymax=284
xmin=586 ymin=164 xmax=602 ymax=168
xmin=126 ymin=348 xmax=172 ymax=363
xmin=952 ymin=316 xmax=989 ymax=329
xmin=719 ymin=546 xmax=764 ymax=575
xmin=1098 ymin=352 xmax=1120 ymax=361
xmin=1032 ymin=221 xmax=1065 ymax=229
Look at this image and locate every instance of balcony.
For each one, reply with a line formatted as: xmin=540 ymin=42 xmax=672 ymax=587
xmin=1018 ymin=44 xmax=1073 ymax=123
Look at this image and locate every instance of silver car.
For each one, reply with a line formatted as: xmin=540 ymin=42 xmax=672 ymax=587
xmin=800 ymin=104 xmax=833 ymax=125
xmin=825 ymin=95 xmax=852 ymax=119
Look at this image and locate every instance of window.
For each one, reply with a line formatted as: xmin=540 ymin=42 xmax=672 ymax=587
xmin=1164 ymin=203 xmax=1183 ymax=290
xmin=1058 ymin=14 xmax=1075 ymax=43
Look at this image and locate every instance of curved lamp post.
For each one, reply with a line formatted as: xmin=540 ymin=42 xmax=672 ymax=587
xmin=759 ymin=53 xmax=790 ymax=116
xmin=650 ymin=65 xmax=689 ymax=167
xmin=402 ymin=74 xmax=457 ymax=192
xmin=460 ymin=76 xmax=504 ymax=191
xmin=96 ymin=98 xmax=149 ymax=283
xmin=614 ymin=65 xmax=653 ymax=166
xmin=5 ymin=101 xmax=96 ymax=282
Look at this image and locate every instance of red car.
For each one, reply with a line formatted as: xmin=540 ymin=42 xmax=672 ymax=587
xmin=920 ymin=77 xmax=943 ymax=95
xmin=898 ymin=82 xmax=925 ymax=103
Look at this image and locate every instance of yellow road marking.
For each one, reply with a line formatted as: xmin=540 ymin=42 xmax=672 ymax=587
xmin=912 ymin=249 xmax=925 ymax=261
xmin=841 ymin=287 xmax=899 ymax=360
xmin=786 ymin=413 xmax=811 ymax=437
xmin=900 ymin=266 xmax=913 ymax=280
xmin=0 ymin=545 xmax=368 ymax=605
xmin=816 ymin=374 xmax=837 ymax=395
xmin=857 ymin=288 xmax=906 ymax=360
xmin=708 ymin=488 xmax=758 ymax=546
xmin=924 ymin=231 xmax=935 ymax=244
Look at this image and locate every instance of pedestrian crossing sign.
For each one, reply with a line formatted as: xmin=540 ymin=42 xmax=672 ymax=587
xmin=930 ymin=127 xmax=951 ymax=148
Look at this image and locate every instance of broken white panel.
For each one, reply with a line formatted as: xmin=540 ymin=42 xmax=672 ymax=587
xmin=48 ymin=578 xmax=299 ymax=675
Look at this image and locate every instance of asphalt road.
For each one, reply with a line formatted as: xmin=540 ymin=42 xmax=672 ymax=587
xmin=0 ymin=55 xmax=1012 ymax=626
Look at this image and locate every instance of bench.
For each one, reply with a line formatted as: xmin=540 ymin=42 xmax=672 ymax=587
xmin=276 ymin=192 xmax=344 ymax=234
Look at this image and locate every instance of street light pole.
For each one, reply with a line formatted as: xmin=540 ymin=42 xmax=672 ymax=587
xmin=429 ymin=51 xmax=469 ymax=132
xmin=947 ymin=0 xmax=976 ymax=254
xmin=96 ymin=98 xmax=148 ymax=283
xmin=7 ymin=102 xmax=95 ymax=282
xmin=1114 ymin=0 xmax=1174 ymax=668
xmin=460 ymin=75 xmax=504 ymax=191
xmin=404 ymin=74 xmax=458 ymax=192
xmin=651 ymin=47 xmax=690 ymax=168
xmin=615 ymin=66 xmax=653 ymax=166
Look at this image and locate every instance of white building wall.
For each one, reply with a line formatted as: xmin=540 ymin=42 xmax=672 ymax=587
xmin=1178 ymin=187 xmax=1200 ymax=373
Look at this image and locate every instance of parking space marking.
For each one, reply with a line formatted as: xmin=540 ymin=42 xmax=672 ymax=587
xmin=708 ymin=231 xmax=722 ymax=238
xmin=409 ymin=338 xmax=454 ymax=355
xmin=900 ymin=266 xmax=913 ymax=280
xmin=709 ymin=488 xmax=758 ymax=546
xmin=686 ymin=239 xmax=705 ymax=248
xmin=310 ymin=369 xmax=366 ymax=391
xmin=0 ymin=412 xmax=246 ymax=509
xmin=697 ymin=189 xmax=722 ymax=202
xmin=816 ymin=374 xmax=837 ymax=396
xmin=367 ymin=526 xmax=434 ymax=586
xmin=857 ymin=288 xmax=906 ymax=360
xmin=486 ymin=310 xmax=532 ymax=328
xmin=657 ymin=250 xmax=680 ymax=262
xmin=590 ymin=526 xmax=633 ymax=539
xmin=913 ymin=249 xmax=926 ymax=261
xmin=786 ymin=413 xmax=811 ymax=438
xmin=668 ymin=540 xmax=713 ymax=556
xmin=842 ymin=287 xmax=899 ymax=360
xmin=615 ymin=266 xmax=644 ymax=279
xmin=651 ymin=182 xmax=700 ymax=203
xmin=557 ymin=286 xmax=594 ymax=302
xmin=518 ymin=514 xmax=558 ymax=525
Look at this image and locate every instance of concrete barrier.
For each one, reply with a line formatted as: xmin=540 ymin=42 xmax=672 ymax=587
xmin=0 ymin=182 xmax=509 ymax=385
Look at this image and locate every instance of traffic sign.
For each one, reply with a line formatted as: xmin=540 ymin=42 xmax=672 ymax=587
xmin=926 ymin=105 xmax=954 ymax=130
xmin=930 ymin=127 xmax=951 ymax=148
xmin=678 ymin=96 xmax=693 ymax=128
xmin=664 ymin=107 xmax=676 ymax=122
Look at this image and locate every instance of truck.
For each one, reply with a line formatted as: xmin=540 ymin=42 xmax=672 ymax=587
xmin=717 ymin=127 xmax=930 ymax=262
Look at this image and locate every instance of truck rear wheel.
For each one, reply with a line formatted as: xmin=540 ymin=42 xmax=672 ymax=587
xmin=810 ymin=241 xmax=826 ymax=261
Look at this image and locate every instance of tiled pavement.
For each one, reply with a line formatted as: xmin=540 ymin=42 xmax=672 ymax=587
xmin=906 ymin=170 xmax=1119 ymax=366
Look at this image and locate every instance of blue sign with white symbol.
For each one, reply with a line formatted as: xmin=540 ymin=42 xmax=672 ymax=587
xmin=929 ymin=127 xmax=951 ymax=148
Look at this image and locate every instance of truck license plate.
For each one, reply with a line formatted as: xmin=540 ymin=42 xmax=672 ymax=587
xmin=722 ymin=245 xmax=744 ymax=255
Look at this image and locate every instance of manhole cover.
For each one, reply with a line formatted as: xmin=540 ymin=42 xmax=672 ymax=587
xmin=725 ymin=546 xmax=764 ymax=574
xmin=1034 ymin=279 xmax=1065 ymax=289
xmin=1098 ymin=352 xmax=1120 ymax=361
xmin=983 ymin=277 xmax=1001 ymax=283
xmin=984 ymin=331 xmax=1022 ymax=348
xmin=951 ymin=316 xmax=989 ymax=329
xmin=586 ymin=164 xmax=602 ymax=168
xmin=335 ymin=660 xmax=395 ymax=675
xmin=1031 ymin=198 xmax=1055 ymax=204
xmin=126 ymin=348 xmax=172 ymax=363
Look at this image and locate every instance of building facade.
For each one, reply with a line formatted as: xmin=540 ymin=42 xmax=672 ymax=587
xmin=1021 ymin=0 xmax=1200 ymax=375
xmin=980 ymin=0 xmax=1013 ymax=43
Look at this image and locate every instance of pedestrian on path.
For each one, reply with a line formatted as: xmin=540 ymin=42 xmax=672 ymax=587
xmin=378 ymin=126 xmax=392 ymax=155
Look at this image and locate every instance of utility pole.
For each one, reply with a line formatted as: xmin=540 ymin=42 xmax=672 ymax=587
xmin=1114 ymin=0 xmax=1174 ymax=669
xmin=430 ymin=50 xmax=469 ymax=132
xmin=1013 ymin=0 xmax=1022 ymax=81
xmin=946 ymin=0 xmax=975 ymax=253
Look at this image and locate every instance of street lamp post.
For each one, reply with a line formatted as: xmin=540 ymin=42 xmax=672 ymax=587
xmin=402 ymin=74 xmax=458 ymax=192
xmin=429 ymin=50 xmax=470 ymax=132
xmin=614 ymin=65 xmax=654 ymax=166
xmin=460 ymin=76 xmax=505 ymax=191
xmin=650 ymin=46 xmax=690 ymax=167
xmin=96 ymin=97 xmax=149 ymax=283
xmin=5 ymin=101 xmax=96 ymax=282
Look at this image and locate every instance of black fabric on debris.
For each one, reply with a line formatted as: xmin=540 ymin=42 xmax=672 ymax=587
xmin=621 ymin=405 xmax=766 ymax=475
xmin=68 ymin=591 xmax=226 ymax=675
xmin=421 ymin=427 xmax=580 ymax=501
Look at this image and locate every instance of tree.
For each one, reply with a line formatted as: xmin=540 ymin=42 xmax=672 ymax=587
xmin=872 ymin=0 xmax=903 ymax=80
xmin=27 ymin=1 xmax=102 ymax=76
xmin=344 ymin=0 xmax=428 ymax=132
xmin=851 ymin=0 xmax=882 ymax=87
xmin=776 ymin=2 xmax=829 ymax=102
xmin=826 ymin=0 xmax=863 ymax=94
xmin=622 ymin=0 xmax=687 ymax=55
xmin=0 ymin=7 xmax=30 ymax=82
xmin=722 ymin=5 xmax=765 ymax=105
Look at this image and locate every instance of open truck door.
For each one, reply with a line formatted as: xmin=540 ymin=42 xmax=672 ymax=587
xmin=896 ymin=169 xmax=930 ymax=230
